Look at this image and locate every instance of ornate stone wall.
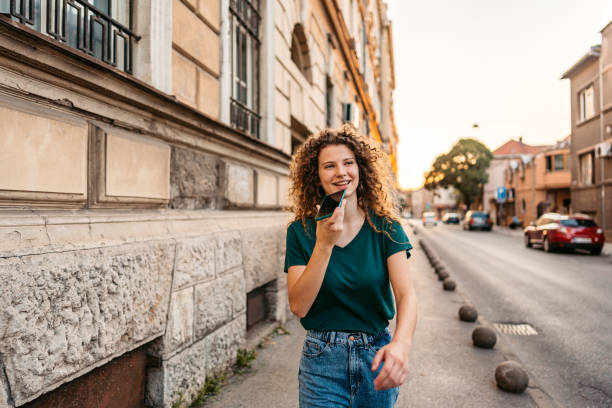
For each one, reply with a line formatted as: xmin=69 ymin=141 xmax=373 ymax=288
xmin=0 ymin=211 xmax=289 ymax=407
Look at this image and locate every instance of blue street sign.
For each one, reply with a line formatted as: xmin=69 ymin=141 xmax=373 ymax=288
xmin=496 ymin=186 xmax=507 ymax=203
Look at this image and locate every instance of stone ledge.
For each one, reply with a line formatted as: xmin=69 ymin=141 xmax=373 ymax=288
xmin=0 ymin=209 xmax=291 ymax=257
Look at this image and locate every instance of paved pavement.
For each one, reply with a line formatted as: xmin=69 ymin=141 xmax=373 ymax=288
xmin=205 ymin=225 xmax=550 ymax=408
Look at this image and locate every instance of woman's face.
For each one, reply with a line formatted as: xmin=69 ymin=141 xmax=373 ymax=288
xmin=317 ymin=144 xmax=359 ymax=198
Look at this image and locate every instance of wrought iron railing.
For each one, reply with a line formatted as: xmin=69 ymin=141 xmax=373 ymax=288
xmin=2 ymin=0 xmax=138 ymax=73
xmin=231 ymin=97 xmax=260 ymax=139
xmin=229 ymin=0 xmax=260 ymax=39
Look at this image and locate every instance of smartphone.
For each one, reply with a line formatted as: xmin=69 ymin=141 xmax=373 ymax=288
xmin=315 ymin=190 xmax=346 ymax=221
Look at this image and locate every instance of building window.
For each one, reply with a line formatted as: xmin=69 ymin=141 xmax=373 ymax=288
xmin=579 ymin=152 xmax=594 ymax=186
xmin=2 ymin=0 xmax=136 ymax=73
xmin=579 ymin=84 xmax=594 ymax=122
xmin=554 ymin=154 xmax=564 ymax=171
xmin=230 ymin=0 xmax=261 ymax=139
xmin=290 ymin=23 xmax=312 ymax=83
xmin=325 ymin=75 xmax=334 ymax=127
xmin=546 ymin=154 xmax=565 ymax=171
xmin=521 ymin=199 xmax=526 ymax=213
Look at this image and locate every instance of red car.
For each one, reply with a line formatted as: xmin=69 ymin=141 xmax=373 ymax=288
xmin=524 ymin=213 xmax=605 ymax=255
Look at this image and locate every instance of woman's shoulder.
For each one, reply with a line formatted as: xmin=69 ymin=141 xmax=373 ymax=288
xmin=287 ymin=218 xmax=316 ymax=235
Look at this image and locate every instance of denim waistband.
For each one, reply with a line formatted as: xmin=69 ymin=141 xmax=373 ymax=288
xmin=305 ymin=328 xmax=389 ymax=346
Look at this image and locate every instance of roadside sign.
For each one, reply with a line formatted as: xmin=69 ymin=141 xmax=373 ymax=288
xmin=496 ymin=186 xmax=507 ymax=203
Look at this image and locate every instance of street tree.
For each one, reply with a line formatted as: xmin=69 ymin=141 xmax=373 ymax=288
xmin=424 ymin=138 xmax=493 ymax=209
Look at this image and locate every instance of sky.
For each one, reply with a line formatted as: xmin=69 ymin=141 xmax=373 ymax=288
xmin=387 ymin=0 xmax=612 ymax=189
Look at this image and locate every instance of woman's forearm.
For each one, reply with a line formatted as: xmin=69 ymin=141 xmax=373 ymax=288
xmin=392 ymin=285 xmax=418 ymax=351
xmin=288 ymin=242 xmax=333 ymax=318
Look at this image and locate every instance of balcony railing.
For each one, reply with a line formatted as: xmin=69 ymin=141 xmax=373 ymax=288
xmin=2 ymin=0 xmax=138 ymax=73
xmin=231 ymin=97 xmax=260 ymax=139
xmin=229 ymin=0 xmax=260 ymax=39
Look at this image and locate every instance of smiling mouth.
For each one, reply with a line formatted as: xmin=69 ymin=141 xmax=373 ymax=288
xmin=333 ymin=180 xmax=351 ymax=188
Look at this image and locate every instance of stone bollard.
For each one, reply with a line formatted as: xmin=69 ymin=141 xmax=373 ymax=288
xmin=458 ymin=305 xmax=478 ymax=322
xmin=442 ymin=278 xmax=456 ymax=291
xmin=495 ymin=361 xmax=529 ymax=393
xmin=437 ymin=270 xmax=449 ymax=281
xmin=472 ymin=326 xmax=497 ymax=349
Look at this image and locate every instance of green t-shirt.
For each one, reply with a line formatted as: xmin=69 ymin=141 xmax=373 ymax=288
xmin=283 ymin=213 xmax=412 ymax=335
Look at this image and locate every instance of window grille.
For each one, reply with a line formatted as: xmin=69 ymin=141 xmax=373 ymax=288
xmin=230 ymin=0 xmax=260 ymax=139
xmin=1 ymin=0 xmax=138 ymax=73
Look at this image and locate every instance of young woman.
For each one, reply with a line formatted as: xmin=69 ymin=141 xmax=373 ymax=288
xmin=284 ymin=124 xmax=418 ymax=408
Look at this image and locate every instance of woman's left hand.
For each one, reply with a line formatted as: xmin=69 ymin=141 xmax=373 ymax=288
xmin=371 ymin=340 xmax=410 ymax=390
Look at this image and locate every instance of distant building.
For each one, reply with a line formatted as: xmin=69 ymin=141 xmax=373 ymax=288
xmin=561 ymin=20 xmax=612 ymax=238
xmin=484 ymin=138 xmax=548 ymax=225
xmin=503 ymin=138 xmax=571 ymax=227
xmin=410 ymin=186 xmax=456 ymax=219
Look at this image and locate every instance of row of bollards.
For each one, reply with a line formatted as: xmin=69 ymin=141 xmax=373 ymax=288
xmin=418 ymin=238 xmax=529 ymax=394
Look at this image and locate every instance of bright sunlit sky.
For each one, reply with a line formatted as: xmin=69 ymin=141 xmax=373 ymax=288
xmin=388 ymin=0 xmax=612 ymax=189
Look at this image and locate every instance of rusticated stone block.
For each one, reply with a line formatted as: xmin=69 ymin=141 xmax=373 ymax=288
xmin=146 ymin=314 xmax=245 ymax=408
xmin=150 ymin=288 xmax=194 ymax=359
xmin=194 ymin=270 xmax=245 ymax=339
xmin=174 ymin=236 xmax=216 ymax=289
xmin=267 ymin=287 xmax=288 ymax=323
xmin=215 ymin=231 xmax=243 ymax=273
xmin=170 ymin=147 xmax=219 ymax=210
xmin=241 ymin=226 xmax=284 ymax=292
xmin=495 ymin=361 xmax=529 ymax=393
xmin=0 ymin=241 xmax=174 ymax=405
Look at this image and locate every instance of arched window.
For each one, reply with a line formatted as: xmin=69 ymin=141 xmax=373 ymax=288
xmin=290 ymin=24 xmax=312 ymax=83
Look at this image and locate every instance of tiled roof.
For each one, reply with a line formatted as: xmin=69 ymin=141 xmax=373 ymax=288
xmin=492 ymin=139 xmax=550 ymax=156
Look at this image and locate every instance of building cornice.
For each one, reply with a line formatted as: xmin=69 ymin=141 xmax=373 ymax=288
xmin=561 ymin=45 xmax=601 ymax=79
xmin=322 ymin=0 xmax=382 ymax=142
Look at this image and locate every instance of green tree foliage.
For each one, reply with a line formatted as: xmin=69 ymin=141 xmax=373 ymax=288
xmin=424 ymin=138 xmax=493 ymax=209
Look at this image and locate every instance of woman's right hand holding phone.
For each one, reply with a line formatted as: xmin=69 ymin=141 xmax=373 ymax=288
xmin=315 ymin=200 xmax=345 ymax=249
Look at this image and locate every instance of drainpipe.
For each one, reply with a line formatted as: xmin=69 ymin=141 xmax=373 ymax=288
xmin=598 ymin=49 xmax=606 ymax=232
xmin=531 ymin=158 xmax=536 ymax=222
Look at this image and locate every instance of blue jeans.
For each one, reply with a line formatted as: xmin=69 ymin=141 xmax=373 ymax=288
xmin=298 ymin=328 xmax=399 ymax=408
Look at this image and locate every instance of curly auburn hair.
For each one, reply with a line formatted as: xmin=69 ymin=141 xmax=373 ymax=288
xmin=288 ymin=123 xmax=400 ymax=233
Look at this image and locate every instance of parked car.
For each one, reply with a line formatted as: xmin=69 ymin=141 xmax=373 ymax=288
xmin=422 ymin=211 xmax=438 ymax=226
xmin=463 ymin=211 xmax=493 ymax=231
xmin=524 ymin=213 xmax=605 ymax=255
xmin=442 ymin=212 xmax=460 ymax=224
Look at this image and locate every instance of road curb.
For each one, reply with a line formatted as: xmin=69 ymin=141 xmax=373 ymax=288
xmin=416 ymin=228 xmax=565 ymax=408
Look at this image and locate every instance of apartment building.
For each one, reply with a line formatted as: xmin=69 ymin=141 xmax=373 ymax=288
xmin=0 ymin=1 xmax=399 ymax=407
xmin=484 ymin=138 xmax=547 ymax=225
xmin=503 ymin=138 xmax=570 ymax=227
xmin=561 ymin=20 xmax=612 ymax=238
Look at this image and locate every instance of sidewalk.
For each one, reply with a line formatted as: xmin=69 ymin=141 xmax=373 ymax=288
xmin=205 ymin=227 xmax=545 ymax=407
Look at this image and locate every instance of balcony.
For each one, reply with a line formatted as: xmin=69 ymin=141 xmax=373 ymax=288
xmin=1 ymin=0 xmax=138 ymax=73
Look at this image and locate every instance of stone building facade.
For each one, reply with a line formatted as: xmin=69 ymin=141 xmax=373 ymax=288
xmin=0 ymin=1 xmax=398 ymax=407
xmin=562 ymin=20 xmax=612 ymax=238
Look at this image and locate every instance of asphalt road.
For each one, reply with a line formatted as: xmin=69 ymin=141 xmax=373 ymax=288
xmin=416 ymin=222 xmax=612 ymax=407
